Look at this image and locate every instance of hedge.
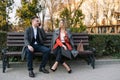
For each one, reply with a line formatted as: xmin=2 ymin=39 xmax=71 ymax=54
xmin=89 ymin=34 xmax=120 ymax=58
xmin=0 ymin=31 xmax=7 ymax=59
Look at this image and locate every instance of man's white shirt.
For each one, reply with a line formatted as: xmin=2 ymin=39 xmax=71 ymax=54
xmin=33 ymin=26 xmax=37 ymax=44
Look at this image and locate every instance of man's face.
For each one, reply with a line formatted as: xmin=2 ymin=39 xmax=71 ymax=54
xmin=32 ymin=18 xmax=40 ymax=27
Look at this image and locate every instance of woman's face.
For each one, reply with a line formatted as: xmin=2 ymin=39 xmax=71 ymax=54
xmin=59 ymin=20 xmax=64 ymax=28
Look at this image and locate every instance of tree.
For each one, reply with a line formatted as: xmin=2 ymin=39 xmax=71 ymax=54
xmin=45 ymin=0 xmax=63 ymax=31
xmin=102 ymin=0 xmax=120 ymax=25
xmin=0 ymin=0 xmax=14 ymax=31
xmin=59 ymin=0 xmax=86 ymax=32
xmin=16 ymin=0 xmax=42 ymax=30
xmin=84 ymin=0 xmax=120 ymax=26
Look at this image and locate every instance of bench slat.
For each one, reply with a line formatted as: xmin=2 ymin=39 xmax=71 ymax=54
xmin=78 ymin=50 xmax=93 ymax=54
xmin=7 ymin=37 xmax=24 ymax=39
xmin=7 ymin=44 xmax=24 ymax=46
xmin=7 ymin=32 xmax=24 ymax=35
xmin=7 ymin=40 xmax=24 ymax=43
xmin=74 ymin=43 xmax=89 ymax=45
xmin=5 ymin=52 xmax=43 ymax=56
xmin=73 ymin=40 xmax=89 ymax=42
xmin=73 ymin=36 xmax=88 ymax=39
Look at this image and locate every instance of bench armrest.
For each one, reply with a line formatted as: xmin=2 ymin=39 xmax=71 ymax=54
xmin=85 ymin=45 xmax=96 ymax=53
xmin=90 ymin=47 xmax=96 ymax=53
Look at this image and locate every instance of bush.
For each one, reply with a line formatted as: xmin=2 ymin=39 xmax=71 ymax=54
xmin=70 ymin=25 xmax=86 ymax=33
xmin=0 ymin=31 xmax=7 ymax=50
xmin=0 ymin=31 xmax=7 ymax=59
xmin=89 ymin=34 xmax=120 ymax=58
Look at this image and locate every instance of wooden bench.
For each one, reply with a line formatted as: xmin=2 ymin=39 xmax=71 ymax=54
xmin=2 ymin=32 xmax=95 ymax=73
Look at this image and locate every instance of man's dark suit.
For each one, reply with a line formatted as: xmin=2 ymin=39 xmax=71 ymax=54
xmin=22 ymin=26 xmax=50 ymax=71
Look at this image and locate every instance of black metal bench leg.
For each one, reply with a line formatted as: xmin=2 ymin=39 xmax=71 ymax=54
xmin=87 ymin=55 xmax=92 ymax=65
xmin=2 ymin=55 xmax=7 ymax=73
xmin=84 ymin=57 xmax=90 ymax=65
xmin=91 ymin=54 xmax=95 ymax=69
xmin=89 ymin=54 xmax=95 ymax=69
xmin=7 ymin=57 xmax=10 ymax=68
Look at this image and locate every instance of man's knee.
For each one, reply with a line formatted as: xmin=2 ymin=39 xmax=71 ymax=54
xmin=26 ymin=48 xmax=33 ymax=58
xmin=26 ymin=47 xmax=32 ymax=53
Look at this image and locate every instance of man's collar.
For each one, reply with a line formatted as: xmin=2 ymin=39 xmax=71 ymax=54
xmin=32 ymin=26 xmax=37 ymax=29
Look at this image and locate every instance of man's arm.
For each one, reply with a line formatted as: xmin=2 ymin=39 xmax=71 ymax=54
xmin=24 ymin=28 xmax=30 ymax=46
xmin=24 ymin=28 xmax=34 ymax=52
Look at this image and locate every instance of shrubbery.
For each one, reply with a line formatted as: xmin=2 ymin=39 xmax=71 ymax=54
xmin=89 ymin=34 xmax=120 ymax=58
xmin=0 ymin=31 xmax=7 ymax=51
xmin=0 ymin=31 xmax=7 ymax=59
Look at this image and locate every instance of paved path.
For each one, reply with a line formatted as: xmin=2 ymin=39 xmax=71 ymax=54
xmin=0 ymin=60 xmax=120 ymax=80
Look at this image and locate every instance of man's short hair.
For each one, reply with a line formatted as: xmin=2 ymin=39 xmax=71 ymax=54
xmin=31 ymin=16 xmax=39 ymax=21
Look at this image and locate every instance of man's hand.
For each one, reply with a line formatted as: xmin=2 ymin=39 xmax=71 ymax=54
xmin=39 ymin=25 xmax=42 ymax=28
xmin=28 ymin=45 xmax=34 ymax=52
xmin=62 ymin=45 xmax=67 ymax=50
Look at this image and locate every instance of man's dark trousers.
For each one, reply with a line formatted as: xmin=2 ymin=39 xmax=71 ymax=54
xmin=26 ymin=44 xmax=50 ymax=71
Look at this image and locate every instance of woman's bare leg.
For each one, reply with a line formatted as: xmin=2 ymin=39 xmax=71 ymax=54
xmin=51 ymin=61 xmax=58 ymax=71
xmin=62 ymin=62 xmax=72 ymax=73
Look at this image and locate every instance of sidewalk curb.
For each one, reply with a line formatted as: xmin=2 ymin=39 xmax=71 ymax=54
xmin=0 ymin=59 xmax=120 ymax=68
xmin=95 ymin=59 xmax=120 ymax=65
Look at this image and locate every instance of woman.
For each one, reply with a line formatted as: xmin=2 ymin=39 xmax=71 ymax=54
xmin=50 ymin=19 xmax=75 ymax=73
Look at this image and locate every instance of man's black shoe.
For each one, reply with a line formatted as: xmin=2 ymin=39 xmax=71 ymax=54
xmin=29 ymin=70 xmax=35 ymax=77
xmin=39 ymin=68 xmax=49 ymax=73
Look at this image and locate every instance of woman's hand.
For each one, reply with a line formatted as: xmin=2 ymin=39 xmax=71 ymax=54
xmin=62 ymin=45 xmax=67 ymax=50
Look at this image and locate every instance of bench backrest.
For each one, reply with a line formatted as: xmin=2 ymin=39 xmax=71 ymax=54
xmin=7 ymin=32 xmax=89 ymax=48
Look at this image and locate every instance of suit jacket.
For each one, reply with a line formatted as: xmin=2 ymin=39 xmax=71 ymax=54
xmin=21 ymin=26 xmax=46 ymax=60
xmin=51 ymin=28 xmax=75 ymax=51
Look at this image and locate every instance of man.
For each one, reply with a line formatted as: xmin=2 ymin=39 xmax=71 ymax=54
xmin=22 ymin=16 xmax=50 ymax=77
